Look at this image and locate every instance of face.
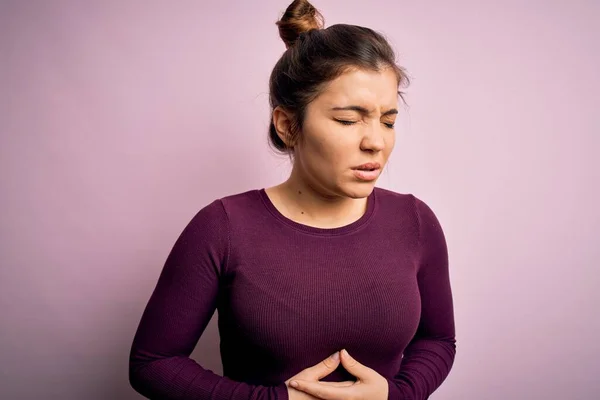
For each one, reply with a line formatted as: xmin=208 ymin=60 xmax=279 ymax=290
xmin=289 ymin=67 xmax=399 ymax=199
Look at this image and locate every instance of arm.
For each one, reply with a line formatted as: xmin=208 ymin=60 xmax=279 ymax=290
xmin=128 ymin=200 xmax=288 ymax=400
xmin=387 ymin=197 xmax=457 ymax=400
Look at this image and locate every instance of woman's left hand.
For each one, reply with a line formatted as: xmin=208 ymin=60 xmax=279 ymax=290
xmin=289 ymin=349 xmax=389 ymax=400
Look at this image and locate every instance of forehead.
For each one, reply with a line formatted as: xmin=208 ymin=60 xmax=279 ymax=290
xmin=316 ymin=68 xmax=399 ymax=108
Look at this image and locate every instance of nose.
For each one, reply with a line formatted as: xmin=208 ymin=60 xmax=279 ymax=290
xmin=359 ymin=123 xmax=386 ymax=153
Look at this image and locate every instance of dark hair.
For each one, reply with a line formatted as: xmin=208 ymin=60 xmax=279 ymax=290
xmin=268 ymin=0 xmax=409 ymax=155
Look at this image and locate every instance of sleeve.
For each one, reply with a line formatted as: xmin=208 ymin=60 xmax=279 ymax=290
xmin=128 ymin=199 xmax=289 ymax=400
xmin=387 ymin=196 xmax=457 ymax=400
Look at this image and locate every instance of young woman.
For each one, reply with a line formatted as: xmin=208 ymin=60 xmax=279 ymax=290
xmin=129 ymin=1 xmax=456 ymax=399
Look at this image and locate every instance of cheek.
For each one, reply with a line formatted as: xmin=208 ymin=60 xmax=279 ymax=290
xmin=299 ymin=118 xmax=363 ymax=170
xmin=299 ymin=139 xmax=351 ymax=180
xmin=296 ymin=136 xmax=331 ymax=174
xmin=315 ymin=136 xmax=355 ymax=167
xmin=301 ymin=124 xmax=348 ymax=161
xmin=300 ymin=134 xmax=329 ymax=160
xmin=385 ymin=132 xmax=396 ymax=154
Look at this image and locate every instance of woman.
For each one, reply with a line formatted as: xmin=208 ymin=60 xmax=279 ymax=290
xmin=129 ymin=0 xmax=456 ymax=399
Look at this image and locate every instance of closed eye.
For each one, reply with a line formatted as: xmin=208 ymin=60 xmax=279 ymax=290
xmin=335 ymin=119 xmax=395 ymax=129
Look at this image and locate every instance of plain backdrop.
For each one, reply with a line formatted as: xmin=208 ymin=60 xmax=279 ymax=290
xmin=1 ymin=0 xmax=599 ymax=399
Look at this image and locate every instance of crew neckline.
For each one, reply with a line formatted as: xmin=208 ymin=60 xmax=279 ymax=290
xmin=257 ymin=188 xmax=378 ymax=236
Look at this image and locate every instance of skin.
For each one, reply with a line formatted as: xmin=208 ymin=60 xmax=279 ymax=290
xmin=285 ymin=350 xmax=389 ymax=400
xmin=267 ymin=67 xmax=399 ymax=399
xmin=266 ymin=67 xmax=399 ymax=229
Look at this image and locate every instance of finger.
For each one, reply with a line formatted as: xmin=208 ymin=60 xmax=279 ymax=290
xmin=339 ymin=349 xmax=374 ymax=381
xmin=304 ymin=352 xmax=341 ymax=380
xmin=317 ymin=381 xmax=355 ymax=387
xmin=290 ymin=379 xmax=352 ymax=400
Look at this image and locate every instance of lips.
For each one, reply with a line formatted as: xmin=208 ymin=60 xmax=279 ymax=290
xmin=352 ymin=162 xmax=382 ymax=182
xmin=352 ymin=162 xmax=381 ymax=171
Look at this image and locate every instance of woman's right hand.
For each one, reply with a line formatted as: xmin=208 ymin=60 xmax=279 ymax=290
xmin=285 ymin=352 xmax=354 ymax=400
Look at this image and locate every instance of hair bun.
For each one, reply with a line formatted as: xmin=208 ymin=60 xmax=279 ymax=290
xmin=276 ymin=0 xmax=325 ymax=49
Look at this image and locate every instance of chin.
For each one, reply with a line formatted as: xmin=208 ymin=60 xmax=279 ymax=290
xmin=339 ymin=181 xmax=377 ymax=199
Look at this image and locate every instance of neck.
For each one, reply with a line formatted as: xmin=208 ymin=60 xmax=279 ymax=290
xmin=268 ymin=166 xmax=369 ymax=229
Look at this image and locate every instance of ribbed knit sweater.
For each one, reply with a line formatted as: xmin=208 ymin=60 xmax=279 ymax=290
xmin=129 ymin=187 xmax=456 ymax=399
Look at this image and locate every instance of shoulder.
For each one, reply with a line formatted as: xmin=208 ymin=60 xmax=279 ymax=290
xmin=374 ymin=186 xmax=415 ymax=207
xmin=218 ymin=189 xmax=262 ymax=214
xmin=374 ymin=187 xmax=443 ymax=233
xmin=179 ymin=198 xmax=229 ymax=241
xmin=185 ymin=189 xmax=262 ymax=231
xmin=373 ymin=186 xmax=420 ymax=218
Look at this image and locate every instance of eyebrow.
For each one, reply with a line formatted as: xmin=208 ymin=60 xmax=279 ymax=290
xmin=330 ymin=105 xmax=398 ymax=116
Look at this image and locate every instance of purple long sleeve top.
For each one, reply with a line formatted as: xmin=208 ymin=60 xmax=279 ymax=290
xmin=129 ymin=187 xmax=456 ymax=399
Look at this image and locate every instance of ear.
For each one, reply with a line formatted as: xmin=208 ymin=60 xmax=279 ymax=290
xmin=272 ymin=106 xmax=297 ymax=148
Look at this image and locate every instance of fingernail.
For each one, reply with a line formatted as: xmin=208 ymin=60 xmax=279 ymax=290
xmin=331 ymin=351 xmax=340 ymax=361
xmin=290 ymin=381 xmax=299 ymax=388
xmin=341 ymin=349 xmax=349 ymax=357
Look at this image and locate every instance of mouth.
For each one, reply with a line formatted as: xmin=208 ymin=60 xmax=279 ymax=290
xmin=355 ymin=167 xmax=378 ymax=172
xmin=351 ymin=163 xmax=382 ymax=181
xmin=352 ymin=162 xmax=381 ymax=172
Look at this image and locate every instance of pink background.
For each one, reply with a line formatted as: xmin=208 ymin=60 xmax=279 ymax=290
xmin=1 ymin=0 xmax=598 ymax=398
